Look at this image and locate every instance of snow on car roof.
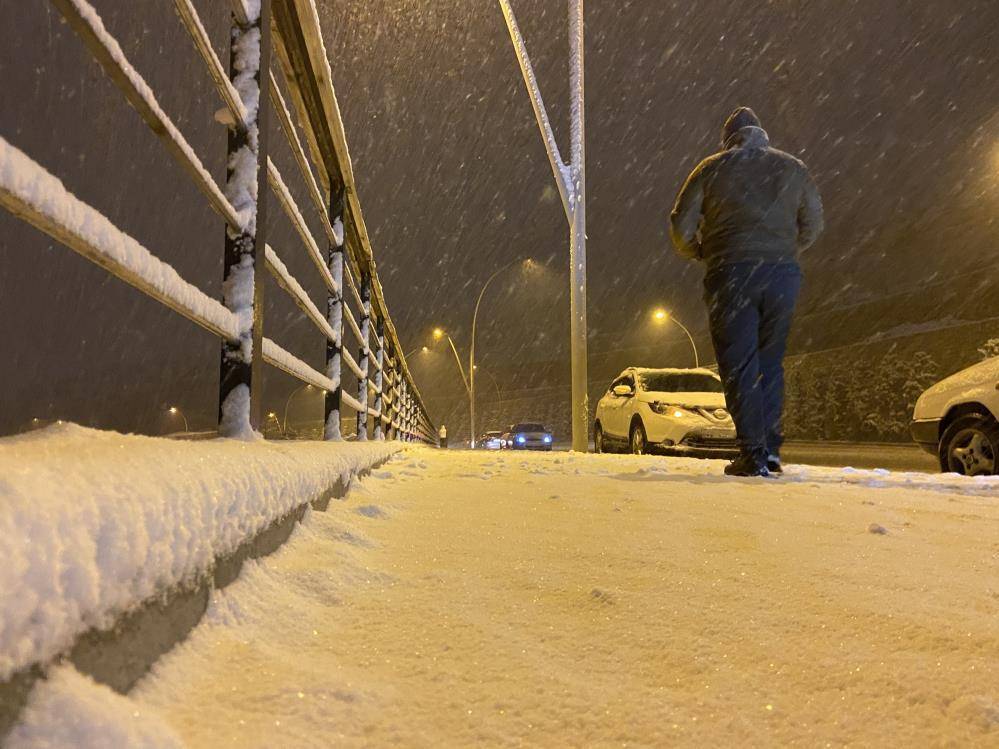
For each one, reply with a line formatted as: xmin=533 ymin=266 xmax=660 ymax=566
xmin=622 ymin=367 xmax=720 ymax=378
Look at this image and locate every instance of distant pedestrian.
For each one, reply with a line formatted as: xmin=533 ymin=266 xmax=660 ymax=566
xmin=669 ymin=107 xmax=824 ymax=477
xmin=439 ymin=424 xmax=448 ymax=449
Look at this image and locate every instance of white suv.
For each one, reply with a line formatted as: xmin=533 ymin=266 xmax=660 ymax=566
xmin=593 ymin=367 xmax=737 ymax=456
xmin=910 ymin=356 xmax=999 ymax=476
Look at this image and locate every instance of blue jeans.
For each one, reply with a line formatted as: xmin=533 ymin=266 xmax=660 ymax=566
xmin=704 ymin=262 xmax=802 ymax=462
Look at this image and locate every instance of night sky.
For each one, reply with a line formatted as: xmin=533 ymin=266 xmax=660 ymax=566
xmin=1 ymin=0 xmax=997 ymax=436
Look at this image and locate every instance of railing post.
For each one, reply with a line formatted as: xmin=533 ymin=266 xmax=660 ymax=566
xmin=324 ymin=191 xmax=346 ymax=440
xmin=373 ymin=317 xmax=385 ymax=440
xmin=399 ymin=380 xmax=408 ymax=442
xmin=390 ymin=354 xmax=400 ymax=441
xmin=383 ymin=349 xmax=393 ymax=441
xmin=408 ymin=388 xmax=416 ymax=442
xmin=218 ymin=0 xmax=272 ymax=437
xmin=356 ymin=272 xmax=372 ymax=440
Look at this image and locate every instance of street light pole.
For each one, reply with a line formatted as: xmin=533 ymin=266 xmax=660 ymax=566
xmin=282 ymin=383 xmax=312 ymax=432
xmin=668 ymin=317 xmax=700 ymax=368
xmin=469 ymin=258 xmax=526 ymax=449
xmin=404 ymin=345 xmax=430 ymax=360
xmin=435 ymin=330 xmax=470 ymax=395
xmin=499 ymin=0 xmax=589 ymax=452
xmin=653 ymin=309 xmax=700 ymax=367
xmin=168 ymin=406 xmax=189 ymax=433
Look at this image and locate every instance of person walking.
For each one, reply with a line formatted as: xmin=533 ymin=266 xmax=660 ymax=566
xmin=439 ymin=424 xmax=448 ymax=449
xmin=669 ymin=107 xmax=823 ymax=477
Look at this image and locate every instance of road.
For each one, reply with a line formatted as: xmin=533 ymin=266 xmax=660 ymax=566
xmin=540 ymin=440 xmax=941 ymax=474
xmin=782 ymin=440 xmax=939 ymax=473
xmin=94 ymin=449 xmax=997 ymax=748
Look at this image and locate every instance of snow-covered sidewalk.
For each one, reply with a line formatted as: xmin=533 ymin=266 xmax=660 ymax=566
xmin=0 ymin=424 xmax=399 ymax=683
xmin=9 ymin=448 xmax=999 ymax=747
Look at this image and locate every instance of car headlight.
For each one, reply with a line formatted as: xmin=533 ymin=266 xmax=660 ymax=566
xmin=650 ymin=402 xmax=685 ymax=417
xmin=516 ymin=435 xmax=526 ymax=444
xmin=543 ymin=434 xmax=552 ymax=443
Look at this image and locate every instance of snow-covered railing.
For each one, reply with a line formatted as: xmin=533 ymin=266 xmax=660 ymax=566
xmin=2 ymin=0 xmax=435 ymax=443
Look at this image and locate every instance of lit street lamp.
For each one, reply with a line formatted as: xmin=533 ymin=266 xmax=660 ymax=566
xmin=433 ymin=328 xmax=470 ymax=395
xmin=266 ymin=411 xmax=283 ymax=436
xmin=167 ymin=406 xmax=189 ymax=433
xmin=652 ymin=308 xmax=700 ymax=367
xmin=469 ymin=258 xmax=535 ymax=448
xmin=404 ymin=345 xmax=430 ymax=360
xmin=283 ymin=384 xmax=314 ymax=432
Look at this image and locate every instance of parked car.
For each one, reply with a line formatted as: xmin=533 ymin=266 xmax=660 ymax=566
xmin=593 ymin=367 xmax=737 ymax=456
xmin=910 ymin=356 xmax=999 ymax=476
xmin=478 ymin=431 xmax=504 ymax=450
xmin=501 ymin=422 xmax=554 ymax=451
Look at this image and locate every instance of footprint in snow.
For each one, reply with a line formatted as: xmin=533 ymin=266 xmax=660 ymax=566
xmin=356 ymin=505 xmax=387 ymax=519
xmin=589 ymin=588 xmax=615 ymax=606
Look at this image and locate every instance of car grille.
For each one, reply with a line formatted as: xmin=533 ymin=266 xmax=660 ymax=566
xmin=680 ymin=434 xmax=737 ymax=449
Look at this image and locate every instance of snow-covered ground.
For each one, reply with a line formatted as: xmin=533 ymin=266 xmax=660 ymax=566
xmin=8 ymin=448 xmax=999 ymax=747
xmin=0 ymin=424 xmax=399 ymax=683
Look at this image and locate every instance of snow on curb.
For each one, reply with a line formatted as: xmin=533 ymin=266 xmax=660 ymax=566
xmin=5 ymin=667 xmax=184 ymax=749
xmin=0 ymin=424 xmax=400 ymax=681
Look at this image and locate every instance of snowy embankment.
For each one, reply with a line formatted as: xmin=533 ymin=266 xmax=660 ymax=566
xmin=0 ymin=424 xmax=399 ymax=684
xmin=8 ymin=448 xmax=998 ymax=747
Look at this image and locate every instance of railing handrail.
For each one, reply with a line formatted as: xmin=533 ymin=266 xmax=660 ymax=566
xmin=1 ymin=0 xmax=435 ymax=443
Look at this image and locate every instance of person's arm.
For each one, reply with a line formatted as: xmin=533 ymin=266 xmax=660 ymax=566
xmin=669 ymin=161 xmax=708 ymax=260
xmin=797 ymin=166 xmax=824 ymax=251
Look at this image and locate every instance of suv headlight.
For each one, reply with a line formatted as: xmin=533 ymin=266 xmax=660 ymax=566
xmin=650 ymin=402 xmax=686 ymax=418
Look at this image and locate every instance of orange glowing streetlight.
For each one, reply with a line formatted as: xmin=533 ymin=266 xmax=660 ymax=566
xmin=651 ymin=308 xmax=700 ymax=368
xmin=431 ymin=328 xmax=470 ymax=394
xmin=167 ymin=406 xmax=190 ymax=432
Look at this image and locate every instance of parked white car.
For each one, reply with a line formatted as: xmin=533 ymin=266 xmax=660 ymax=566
xmin=593 ymin=367 xmax=737 ymax=456
xmin=910 ymin=356 xmax=999 ymax=476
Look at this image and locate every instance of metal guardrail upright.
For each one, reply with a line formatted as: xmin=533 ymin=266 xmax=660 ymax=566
xmin=0 ymin=0 xmax=435 ymax=443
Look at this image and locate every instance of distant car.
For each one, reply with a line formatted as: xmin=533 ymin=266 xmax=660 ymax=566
xmin=478 ymin=431 xmax=504 ymax=450
xmin=910 ymin=356 xmax=998 ymax=476
xmin=593 ymin=367 xmax=737 ymax=456
xmin=502 ymin=422 xmax=554 ymax=451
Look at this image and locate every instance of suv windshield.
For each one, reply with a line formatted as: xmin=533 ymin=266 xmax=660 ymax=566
xmin=638 ymin=372 xmax=723 ymax=393
xmin=512 ymin=423 xmax=546 ymax=433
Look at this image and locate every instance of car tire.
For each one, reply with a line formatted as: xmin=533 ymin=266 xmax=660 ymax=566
xmin=939 ymin=413 xmax=998 ymax=476
xmin=594 ymin=422 xmax=605 ymax=454
xmin=629 ymin=420 xmax=648 ymax=456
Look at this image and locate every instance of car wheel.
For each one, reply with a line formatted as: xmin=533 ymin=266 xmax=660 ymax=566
xmin=594 ymin=423 xmax=605 ymax=454
xmin=629 ymin=421 xmax=647 ymax=455
xmin=940 ymin=414 xmax=998 ymax=476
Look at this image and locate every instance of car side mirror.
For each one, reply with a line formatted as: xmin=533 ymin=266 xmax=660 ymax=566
xmin=612 ymin=385 xmax=633 ymax=397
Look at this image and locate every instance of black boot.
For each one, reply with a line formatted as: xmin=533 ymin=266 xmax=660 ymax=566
xmin=724 ymin=453 xmax=770 ymax=477
xmin=767 ymin=454 xmax=783 ymax=474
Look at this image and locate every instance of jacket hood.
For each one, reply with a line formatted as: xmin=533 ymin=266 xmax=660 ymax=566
xmin=721 ymin=106 xmax=761 ymax=145
xmin=724 ymin=125 xmax=770 ymax=150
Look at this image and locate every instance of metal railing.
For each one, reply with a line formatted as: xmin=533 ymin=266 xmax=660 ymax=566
xmin=0 ymin=0 xmax=435 ymax=443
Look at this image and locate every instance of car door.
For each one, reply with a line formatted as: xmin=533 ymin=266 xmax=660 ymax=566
xmin=616 ymin=373 xmax=637 ymax=438
xmin=604 ymin=374 xmax=635 ymax=439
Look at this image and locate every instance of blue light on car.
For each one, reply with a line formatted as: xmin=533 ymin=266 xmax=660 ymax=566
xmin=516 ymin=435 xmax=527 ymax=444
xmin=543 ymin=435 xmax=552 ymax=443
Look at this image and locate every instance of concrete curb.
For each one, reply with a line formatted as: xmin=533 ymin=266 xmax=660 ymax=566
xmin=0 ymin=455 xmax=390 ymax=739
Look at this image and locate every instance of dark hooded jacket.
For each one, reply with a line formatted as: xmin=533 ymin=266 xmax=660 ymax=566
xmin=669 ymin=108 xmax=824 ymax=268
